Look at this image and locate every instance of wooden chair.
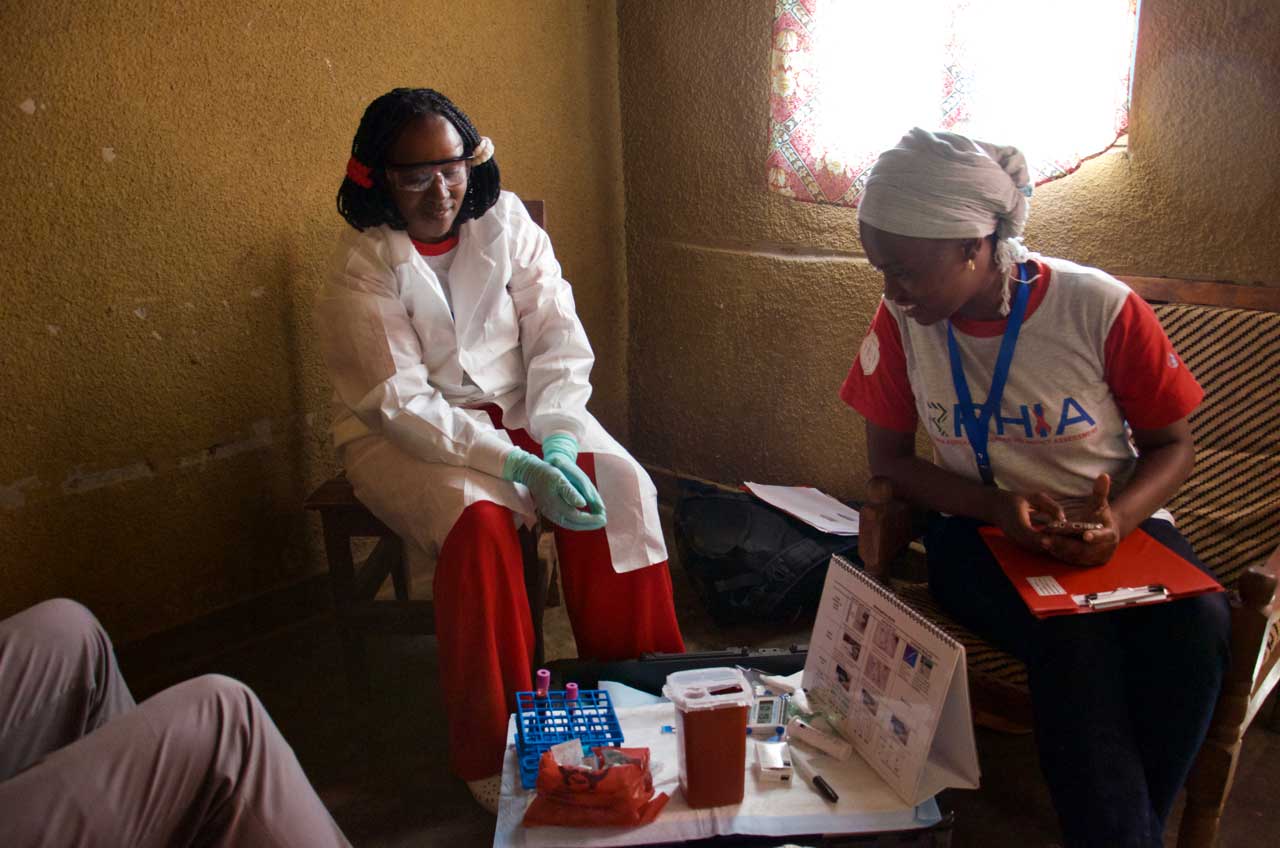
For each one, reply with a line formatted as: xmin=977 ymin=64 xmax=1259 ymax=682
xmin=858 ymin=276 xmax=1280 ymax=848
xmin=304 ymin=475 xmax=551 ymax=698
xmin=305 ymin=198 xmax=556 ymax=698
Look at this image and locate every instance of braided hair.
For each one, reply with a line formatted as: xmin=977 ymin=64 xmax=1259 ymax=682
xmin=337 ymin=88 xmax=501 ymax=231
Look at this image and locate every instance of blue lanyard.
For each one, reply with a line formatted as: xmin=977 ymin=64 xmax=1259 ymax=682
xmin=946 ymin=263 xmax=1032 ymax=486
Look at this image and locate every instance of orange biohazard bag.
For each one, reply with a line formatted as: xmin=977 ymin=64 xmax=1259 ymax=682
xmin=522 ymin=746 xmax=669 ymax=828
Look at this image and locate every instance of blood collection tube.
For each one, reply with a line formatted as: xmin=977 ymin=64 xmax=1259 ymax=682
xmin=565 ymin=682 xmax=579 ymax=701
xmin=535 ymin=668 xmax=551 ymax=698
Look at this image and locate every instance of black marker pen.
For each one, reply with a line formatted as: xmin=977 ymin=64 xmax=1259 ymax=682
xmin=792 ymin=752 xmax=840 ymax=803
xmin=812 ymin=774 xmax=840 ymax=803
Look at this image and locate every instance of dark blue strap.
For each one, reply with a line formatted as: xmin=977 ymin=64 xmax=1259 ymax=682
xmin=947 ymin=264 xmax=1032 ymax=486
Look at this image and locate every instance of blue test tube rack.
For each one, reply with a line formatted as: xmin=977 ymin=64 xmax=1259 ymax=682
xmin=512 ymin=687 xmax=624 ymax=789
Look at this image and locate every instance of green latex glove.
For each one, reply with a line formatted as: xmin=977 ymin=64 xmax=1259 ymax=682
xmin=540 ymin=434 xmax=607 ymax=517
xmin=502 ymin=447 xmax=607 ymax=532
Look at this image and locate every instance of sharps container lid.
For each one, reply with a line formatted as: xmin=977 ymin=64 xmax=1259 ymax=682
xmin=662 ymin=667 xmax=754 ymax=712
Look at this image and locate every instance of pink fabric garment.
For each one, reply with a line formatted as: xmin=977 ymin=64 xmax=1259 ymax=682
xmin=0 ymin=599 xmax=350 ymax=848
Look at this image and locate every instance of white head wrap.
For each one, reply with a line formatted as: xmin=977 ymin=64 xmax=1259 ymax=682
xmin=858 ymin=128 xmax=1034 ymax=313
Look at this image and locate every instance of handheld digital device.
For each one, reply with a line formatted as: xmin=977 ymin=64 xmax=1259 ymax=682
xmin=748 ymin=695 xmax=786 ymax=730
xmin=1043 ymin=519 xmax=1105 ymax=537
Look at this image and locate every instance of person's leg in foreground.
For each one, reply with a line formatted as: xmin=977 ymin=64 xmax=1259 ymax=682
xmin=0 ymin=598 xmax=136 ymax=781
xmin=0 ymin=600 xmax=350 ymax=848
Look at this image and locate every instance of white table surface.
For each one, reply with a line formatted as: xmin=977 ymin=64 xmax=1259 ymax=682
xmin=493 ymin=702 xmax=942 ymax=847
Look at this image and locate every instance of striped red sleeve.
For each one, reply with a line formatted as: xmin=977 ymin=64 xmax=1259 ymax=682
xmin=1104 ymin=292 xmax=1204 ymax=429
xmin=839 ymin=302 xmax=918 ymax=433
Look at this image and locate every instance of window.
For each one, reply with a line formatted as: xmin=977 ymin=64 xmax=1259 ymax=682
xmin=768 ymin=0 xmax=1139 ymax=205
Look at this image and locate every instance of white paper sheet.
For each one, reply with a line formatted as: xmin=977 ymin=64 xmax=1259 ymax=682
xmin=744 ymin=482 xmax=860 ymax=535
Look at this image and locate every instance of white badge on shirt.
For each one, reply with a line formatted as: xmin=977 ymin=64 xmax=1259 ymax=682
xmin=860 ymin=332 xmax=881 ymax=376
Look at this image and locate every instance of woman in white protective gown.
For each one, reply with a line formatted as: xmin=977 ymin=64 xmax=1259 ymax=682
xmin=317 ymin=88 xmax=685 ymax=812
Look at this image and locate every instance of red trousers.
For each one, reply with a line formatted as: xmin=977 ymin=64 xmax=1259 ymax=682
xmin=435 ymin=421 xmax=685 ymax=780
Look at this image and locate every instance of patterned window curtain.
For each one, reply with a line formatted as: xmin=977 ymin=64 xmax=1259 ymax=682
xmin=768 ymin=0 xmax=1140 ymax=206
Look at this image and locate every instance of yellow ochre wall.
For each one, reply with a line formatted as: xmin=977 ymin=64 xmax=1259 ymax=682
xmin=617 ymin=0 xmax=1280 ymax=497
xmin=0 ymin=0 xmax=628 ymax=641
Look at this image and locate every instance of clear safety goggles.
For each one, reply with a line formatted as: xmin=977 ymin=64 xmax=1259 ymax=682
xmin=384 ymin=157 xmax=471 ymax=192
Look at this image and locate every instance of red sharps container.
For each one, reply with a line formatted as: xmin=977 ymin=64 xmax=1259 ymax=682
xmin=663 ymin=667 xmax=753 ymax=808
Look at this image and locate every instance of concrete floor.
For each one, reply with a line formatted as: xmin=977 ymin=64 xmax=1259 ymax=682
xmin=123 ymin=510 xmax=1280 ymax=847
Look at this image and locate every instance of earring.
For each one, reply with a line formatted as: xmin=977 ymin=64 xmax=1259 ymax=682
xmin=967 ymin=258 xmax=976 ymax=271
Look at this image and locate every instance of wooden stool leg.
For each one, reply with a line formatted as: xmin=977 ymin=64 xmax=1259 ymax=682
xmin=546 ymin=561 xmax=562 ymax=609
xmin=339 ymin=624 xmax=370 ymax=703
xmin=1263 ymin=684 xmax=1280 ymax=732
xmin=521 ymin=526 xmax=547 ymax=670
xmin=323 ymin=520 xmax=371 ymax=702
xmin=388 ymin=536 xmax=410 ymax=601
xmin=539 ymin=530 xmax=562 ymax=608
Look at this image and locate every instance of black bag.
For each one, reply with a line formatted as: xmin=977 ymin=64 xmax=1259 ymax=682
xmin=673 ymin=481 xmax=862 ymax=625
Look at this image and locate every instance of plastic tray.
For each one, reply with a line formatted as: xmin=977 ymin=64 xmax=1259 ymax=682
xmin=513 ymin=688 xmax=624 ymax=789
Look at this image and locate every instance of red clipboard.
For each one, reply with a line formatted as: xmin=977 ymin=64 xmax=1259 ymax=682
xmin=979 ymin=526 xmax=1224 ymax=618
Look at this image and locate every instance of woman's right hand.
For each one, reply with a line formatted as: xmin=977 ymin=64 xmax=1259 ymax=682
xmin=988 ymin=488 xmax=1065 ymax=555
xmin=502 ymin=449 xmax=608 ymax=532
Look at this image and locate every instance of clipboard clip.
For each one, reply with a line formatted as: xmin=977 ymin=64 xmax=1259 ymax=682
xmin=1076 ymin=584 xmax=1169 ymax=610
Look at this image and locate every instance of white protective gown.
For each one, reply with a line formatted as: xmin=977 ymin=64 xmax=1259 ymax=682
xmin=315 ymin=191 xmax=665 ymax=574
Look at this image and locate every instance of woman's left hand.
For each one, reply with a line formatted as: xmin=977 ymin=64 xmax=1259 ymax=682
xmin=539 ymin=433 xmax=607 ymax=521
xmin=545 ymin=453 xmax=606 ymax=518
xmin=1039 ymin=473 xmax=1121 ymax=567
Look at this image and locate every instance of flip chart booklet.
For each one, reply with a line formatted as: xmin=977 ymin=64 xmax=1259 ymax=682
xmin=802 ymin=555 xmax=979 ymax=805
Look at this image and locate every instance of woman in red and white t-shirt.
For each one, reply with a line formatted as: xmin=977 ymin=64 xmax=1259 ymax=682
xmin=842 ymin=128 xmax=1228 ymax=848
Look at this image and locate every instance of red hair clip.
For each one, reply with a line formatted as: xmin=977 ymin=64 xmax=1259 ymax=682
xmin=346 ymin=156 xmax=373 ymax=189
